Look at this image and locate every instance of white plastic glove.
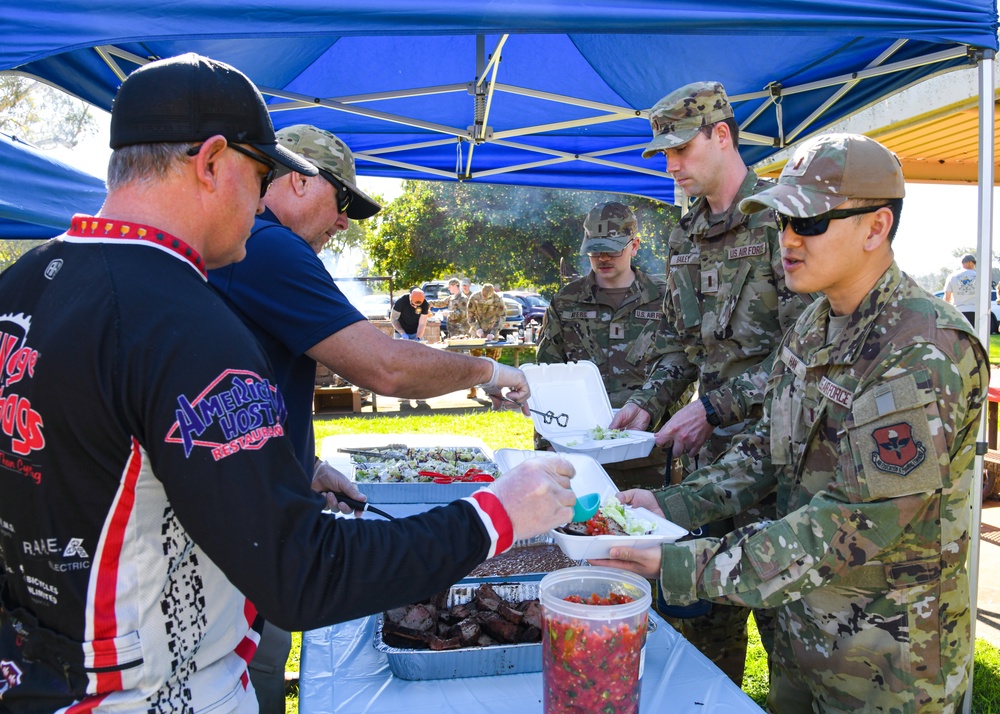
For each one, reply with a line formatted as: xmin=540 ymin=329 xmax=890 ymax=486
xmin=475 ymin=328 xmax=485 ymax=338
xmin=487 ymin=454 xmax=576 ymax=541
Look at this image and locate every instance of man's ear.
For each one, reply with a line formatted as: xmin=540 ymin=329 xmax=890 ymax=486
xmin=864 ymin=206 xmax=894 ymax=252
xmin=190 ymin=135 xmax=228 ymax=193
xmin=290 ymin=171 xmax=312 ymax=198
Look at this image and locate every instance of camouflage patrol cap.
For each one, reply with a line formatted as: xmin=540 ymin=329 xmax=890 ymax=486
xmin=740 ymin=133 xmax=905 ymax=217
xmin=275 ymin=124 xmax=381 ymax=220
xmin=580 ymin=202 xmax=637 ymax=256
xmin=642 ymin=81 xmax=734 ymax=158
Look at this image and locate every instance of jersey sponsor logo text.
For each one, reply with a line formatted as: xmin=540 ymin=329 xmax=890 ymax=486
xmin=167 ymin=369 xmax=287 ymax=459
xmin=727 ymin=243 xmax=766 ymax=260
xmin=871 ymin=422 xmax=926 ymax=476
xmin=0 ymin=314 xmax=45 ymax=457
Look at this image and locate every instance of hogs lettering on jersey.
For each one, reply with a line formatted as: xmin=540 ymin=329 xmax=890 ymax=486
xmin=167 ymin=369 xmax=287 ymax=459
xmin=0 ymin=314 xmax=45 ymax=458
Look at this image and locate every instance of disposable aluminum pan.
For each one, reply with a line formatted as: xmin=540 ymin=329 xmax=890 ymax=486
xmin=350 ymin=446 xmax=497 ymax=504
xmin=374 ymin=581 xmax=541 ymax=680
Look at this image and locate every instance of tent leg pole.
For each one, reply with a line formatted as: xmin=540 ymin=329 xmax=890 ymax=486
xmin=965 ymin=48 xmax=995 ymax=714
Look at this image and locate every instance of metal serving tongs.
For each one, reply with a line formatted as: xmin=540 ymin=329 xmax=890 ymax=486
xmin=338 ymin=443 xmax=408 ymax=459
xmin=499 ymin=396 xmax=569 ymax=428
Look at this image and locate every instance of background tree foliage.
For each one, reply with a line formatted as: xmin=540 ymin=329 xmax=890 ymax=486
xmin=0 ymin=76 xmax=96 ymax=149
xmin=365 ymin=181 xmax=680 ymax=296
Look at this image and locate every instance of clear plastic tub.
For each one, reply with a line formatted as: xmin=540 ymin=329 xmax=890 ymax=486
xmin=539 ymin=566 xmax=651 ymax=714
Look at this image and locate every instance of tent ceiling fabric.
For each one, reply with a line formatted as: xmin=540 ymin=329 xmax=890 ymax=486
xmin=0 ymin=0 xmax=997 ymax=204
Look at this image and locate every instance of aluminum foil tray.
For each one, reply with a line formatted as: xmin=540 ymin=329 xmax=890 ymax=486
xmin=354 ymin=480 xmax=482 ymax=504
xmin=374 ymin=581 xmax=541 ymax=680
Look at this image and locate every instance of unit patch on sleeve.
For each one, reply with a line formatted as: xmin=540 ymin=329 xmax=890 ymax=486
xmin=870 ymin=423 xmax=926 ymax=476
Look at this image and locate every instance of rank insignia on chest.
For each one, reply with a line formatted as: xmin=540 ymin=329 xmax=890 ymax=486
xmin=870 ymin=422 xmax=926 ymax=476
xmin=610 ymin=322 xmax=626 ymax=339
xmin=700 ymin=268 xmax=719 ymax=294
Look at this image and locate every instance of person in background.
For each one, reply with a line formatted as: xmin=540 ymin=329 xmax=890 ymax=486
xmin=429 ymin=277 xmax=468 ymax=340
xmin=535 ymin=201 xmax=688 ymax=489
xmin=944 ymin=253 xmax=977 ymax=326
xmin=391 ymin=287 xmax=430 ymax=340
xmin=209 ymin=124 xmax=535 ymax=710
xmin=609 ymin=81 xmax=811 ymax=683
xmin=467 ymin=283 xmax=507 ymax=399
xmin=597 ymin=132 xmax=986 ymax=714
xmin=0 ymin=53 xmax=577 ymax=712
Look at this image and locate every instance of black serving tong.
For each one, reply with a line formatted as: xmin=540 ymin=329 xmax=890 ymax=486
xmin=499 ymin=396 xmax=569 ymax=428
xmin=332 ymin=491 xmax=395 ymax=520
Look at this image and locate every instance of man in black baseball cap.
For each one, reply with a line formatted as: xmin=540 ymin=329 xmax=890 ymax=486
xmin=110 ymin=52 xmax=315 ymax=178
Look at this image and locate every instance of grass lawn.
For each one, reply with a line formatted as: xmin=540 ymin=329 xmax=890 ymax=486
xmin=990 ymin=334 xmax=1000 ymax=364
xmin=283 ymin=407 xmax=1000 ymax=712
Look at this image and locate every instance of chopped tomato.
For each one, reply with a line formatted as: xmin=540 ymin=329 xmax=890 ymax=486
xmin=543 ymin=610 xmax=646 ymax=713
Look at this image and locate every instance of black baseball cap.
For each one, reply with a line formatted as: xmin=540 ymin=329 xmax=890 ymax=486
xmin=109 ymin=53 xmax=316 ymax=177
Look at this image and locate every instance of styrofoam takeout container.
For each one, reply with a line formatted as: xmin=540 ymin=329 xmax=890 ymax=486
xmin=495 ymin=450 xmax=687 ymax=560
xmin=522 ymin=361 xmax=655 ymax=464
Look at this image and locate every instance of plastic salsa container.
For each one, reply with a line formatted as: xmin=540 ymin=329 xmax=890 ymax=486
xmin=539 ymin=567 xmax=651 ymax=714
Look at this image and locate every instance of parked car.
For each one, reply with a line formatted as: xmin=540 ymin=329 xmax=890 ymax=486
xmin=933 ymin=288 xmax=1000 ymax=332
xmin=500 ymin=291 xmax=549 ymax=326
xmin=348 ymin=293 xmax=392 ymax=321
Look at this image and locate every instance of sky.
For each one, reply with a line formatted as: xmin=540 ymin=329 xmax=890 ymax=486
xmin=47 ymin=109 xmax=997 ymax=283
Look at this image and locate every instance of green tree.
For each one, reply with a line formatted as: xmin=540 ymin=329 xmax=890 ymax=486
xmin=366 ymin=182 xmax=680 ymax=297
xmin=0 ymin=76 xmax=97 ymax=149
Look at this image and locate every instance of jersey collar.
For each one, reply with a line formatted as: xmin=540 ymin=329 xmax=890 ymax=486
xmin=67 ymin=215 xmax=207 ymax=279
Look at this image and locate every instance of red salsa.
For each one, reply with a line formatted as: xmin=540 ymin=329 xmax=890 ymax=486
xmin=563 ymin=592 xmax=634 ymax=606
xmin=543 ymin=608 xmax=646 ymax=713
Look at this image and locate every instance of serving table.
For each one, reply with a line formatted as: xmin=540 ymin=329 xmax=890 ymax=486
xmin=432 ymin=339 xmax=535 ymax=367
xmin=298 ymin=607 xmax=764 ymax=713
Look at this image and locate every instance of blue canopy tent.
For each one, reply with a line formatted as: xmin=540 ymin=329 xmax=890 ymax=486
xmin=1 ymin=3 xmax=998 ymax=710
xmin=0 ymin=133 xmax=105 ymax=240
xmin=0 ymin=1 xmax=996 ymax=205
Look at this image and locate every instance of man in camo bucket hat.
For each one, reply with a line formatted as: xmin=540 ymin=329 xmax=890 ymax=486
xmin=612 ymin=80 xmax=813 ymax=684
xmin=598 ymin=133 xmax=985 ymax=713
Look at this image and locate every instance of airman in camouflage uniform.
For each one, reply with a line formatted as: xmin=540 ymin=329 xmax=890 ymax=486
xmin=611 ymin=81 xmax=810 ymax=683
xmin=429 ymin=278 xmax=471 ymax=338
xmin=602 ymin=134 xmax=988 ymax=713
xmin=467 ymin=283 xmax=506 ymax=338
xmin=536 ymin=202 xmax=689 ymax=489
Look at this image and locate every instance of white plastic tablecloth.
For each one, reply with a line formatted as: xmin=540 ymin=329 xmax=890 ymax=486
xmin=298 ymin=609 xmax=765 ymax=714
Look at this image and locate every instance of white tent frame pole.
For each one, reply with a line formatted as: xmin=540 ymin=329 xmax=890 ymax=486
xmin=964 ymin=48 xmax=995 ymax=714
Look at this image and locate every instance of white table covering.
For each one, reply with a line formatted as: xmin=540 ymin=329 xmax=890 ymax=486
xmin=298 ymin=609 xmax=765 ymax=714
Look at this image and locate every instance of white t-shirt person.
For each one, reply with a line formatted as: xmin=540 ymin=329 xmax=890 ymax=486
xmin=944 ymin=255 xmax=977 ymax=319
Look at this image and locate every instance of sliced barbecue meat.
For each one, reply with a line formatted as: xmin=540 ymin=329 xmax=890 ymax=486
xmin=522 ymin=600 xmax=543 ymax=630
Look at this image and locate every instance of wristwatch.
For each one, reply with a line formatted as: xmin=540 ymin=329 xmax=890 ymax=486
xmin=700 ymin=394 xmax=722 ymax=427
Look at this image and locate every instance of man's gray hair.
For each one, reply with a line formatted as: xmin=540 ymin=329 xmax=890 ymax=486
xmin=106 ymin=143 xmax=194 ymax=191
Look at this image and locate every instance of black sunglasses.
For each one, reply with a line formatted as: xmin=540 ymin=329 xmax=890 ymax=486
xmin=318 ymin=169 xmax=354 ymax=214
xmin=777 ymin=204 xmax=887 ymax=237
xmin=186 ymin=143 xmax=277 ymax=198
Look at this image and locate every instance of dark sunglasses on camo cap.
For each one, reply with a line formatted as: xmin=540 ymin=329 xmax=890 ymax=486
xmin=777 ymin=204 xmax=888 ymax=237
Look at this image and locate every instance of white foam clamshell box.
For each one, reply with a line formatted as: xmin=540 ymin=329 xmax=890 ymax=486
xmin=522 ymin=361 xmax=655 ymax=464
xmin=495 ymin=449 xmax=687 ymax=560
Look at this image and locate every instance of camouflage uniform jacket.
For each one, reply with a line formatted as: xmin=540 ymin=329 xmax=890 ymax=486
xmin=626 ymin=171 xmax=809 ymax=448
xmin=467 ymin=291 xmax=506 ymax=336
xmin=535 ymin=268 xmax=667 ymax=410
xmin=431 ymin=292 xmax=470 ymax=337
xmin=655 ymin=263 xmax=988 ymax=712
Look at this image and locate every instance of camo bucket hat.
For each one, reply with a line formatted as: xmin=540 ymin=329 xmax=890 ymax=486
xmin=580 ymin=202 xmax=637 ymax=256
xmin=642 ymin=81 xmax=734 ymax=158
xmin=739 ymin=133 xmax=905 ymax=217
xmin=276 ymin=124 xmax=381 ymax=220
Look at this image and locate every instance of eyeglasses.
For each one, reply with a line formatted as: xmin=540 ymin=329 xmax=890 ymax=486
xmin=187 ymin=143 xmax=277 ymax=198
xmin=318 ymin=169 xmax=354 ymax=214
xmin=586 ymin=239 xmax=634 ymax=259
xmin=777 ymin=204 xmax=888 ymax=237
